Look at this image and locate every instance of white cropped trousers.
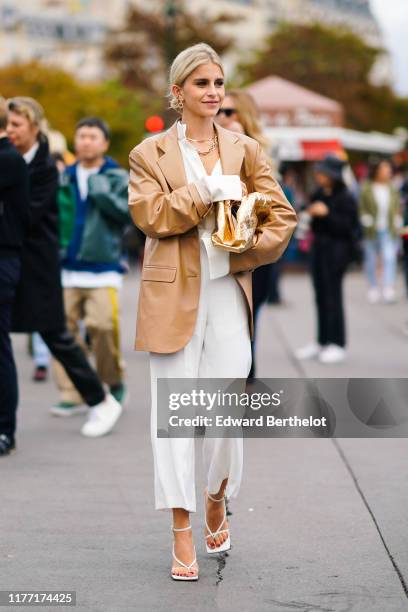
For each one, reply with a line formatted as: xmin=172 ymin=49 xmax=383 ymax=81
xmin=149 ymin=242 xmax=252 ymax=512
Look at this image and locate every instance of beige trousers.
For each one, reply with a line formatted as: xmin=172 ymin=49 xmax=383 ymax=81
xmin=54 ymin=287 xmax=125 ymax=404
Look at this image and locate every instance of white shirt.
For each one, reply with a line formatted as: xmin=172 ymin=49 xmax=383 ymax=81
xmin=62 ymin=163 xmax=123 ymax=289
xmin=176 ymin=121 xmax=242 ymax=279
xmin=76 ymin=164 xmax=100 ymax=200
xmin=23 ymin=142 xmax=39 ymax=164
xmin=372 ymin=183 xmax=390 ymax=231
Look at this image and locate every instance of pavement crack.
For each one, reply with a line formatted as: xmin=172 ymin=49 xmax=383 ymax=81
xmin=333 ymin=438 xmax=408 ymax=600
xmin=214 ymin=550 xmax=229 ymax=586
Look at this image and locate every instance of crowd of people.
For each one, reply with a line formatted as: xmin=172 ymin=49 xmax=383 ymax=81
xmin=1 ymin=89 xmax=407 ymax=458
xmin=0 ymin=97 xmax=129 ymax=456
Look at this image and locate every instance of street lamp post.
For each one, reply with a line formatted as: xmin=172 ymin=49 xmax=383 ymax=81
xmin=164 ymin=0 xmax=178 ymax=67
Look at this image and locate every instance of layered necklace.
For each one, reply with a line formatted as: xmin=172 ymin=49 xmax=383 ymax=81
xmin=186 ymin=132 xmax=218 ymax=156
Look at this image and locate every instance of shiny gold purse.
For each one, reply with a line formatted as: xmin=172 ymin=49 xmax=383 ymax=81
xmin=211 ymin=192 xmax=273 ymax=253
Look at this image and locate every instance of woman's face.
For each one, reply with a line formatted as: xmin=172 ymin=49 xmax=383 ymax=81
xmin=7 ymin=111 xmax=39 ymax=154
xmin=174 ymin=62 xmax=225 ymax=119
xmin=375 ymin=161 xmax=392 ymax=183
xmin=315 ymin=171 xmax=332 ymax=188
xmin=215 ymin=94 xmax=239 ymax=128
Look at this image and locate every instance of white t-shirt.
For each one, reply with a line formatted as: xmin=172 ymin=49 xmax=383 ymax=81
xmin=62 ymin=163 xmax=123 ymax=289
xmin=372 ymin=183 xmax=390 ymax=231
xmin=176 ymin=121 xmax=242 ymax=280
xmin=76 ymin=164 xmax=100 ymax=200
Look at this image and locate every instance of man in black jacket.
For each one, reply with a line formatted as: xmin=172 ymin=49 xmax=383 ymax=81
xmin=0 ymin=97 xmax=122 ymax=455
xmin=0 ymin=98 xmax=30 ymax=455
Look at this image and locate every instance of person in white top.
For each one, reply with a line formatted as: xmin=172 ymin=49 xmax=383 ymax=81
xmin=359 ymin=159 xmax=402 ymax=304
xmin=131 ymin=42 xmax=296 ymax=583
xmin=52 ymin=118 xmax=130 ymax=413
xmin=151 ymin=48 xmax=249 ymax=582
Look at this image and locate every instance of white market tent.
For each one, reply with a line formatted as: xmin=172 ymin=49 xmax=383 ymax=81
xmin=264 ymin=126 xmax=405 ymax=161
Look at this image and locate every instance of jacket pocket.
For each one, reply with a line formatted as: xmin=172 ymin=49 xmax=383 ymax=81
xmin=142 ymin=265 xmax=176 ymax=282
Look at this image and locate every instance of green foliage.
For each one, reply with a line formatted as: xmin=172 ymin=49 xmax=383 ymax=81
xmin=0 ymin=62 xmax=158 ymax=166
xmin=236 ymin=22 xmax=408 ymax=133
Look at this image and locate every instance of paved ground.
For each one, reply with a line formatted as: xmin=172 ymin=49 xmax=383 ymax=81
xmin=1 ymin=267 xmax=408 ymax=611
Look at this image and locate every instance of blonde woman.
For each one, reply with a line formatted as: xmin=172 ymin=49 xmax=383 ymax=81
xmin=216 ymin=90 xmax=283 ymax=379
xmin=216 ymin=89 xmax=269 ymax=152
xmin=128 ymin=43 xmax=296 ymax=581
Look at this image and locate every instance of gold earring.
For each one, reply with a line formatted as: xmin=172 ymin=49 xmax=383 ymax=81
xmin=176 ymin=97 xmax=184 ymax=111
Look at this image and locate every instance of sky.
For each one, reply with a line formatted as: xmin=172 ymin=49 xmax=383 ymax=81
xmin=370 ymin=0 xmax=408 ymax=96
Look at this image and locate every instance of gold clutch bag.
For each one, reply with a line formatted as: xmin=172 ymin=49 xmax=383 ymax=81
xmin=211 ymin=192 xmax=273 ymax=253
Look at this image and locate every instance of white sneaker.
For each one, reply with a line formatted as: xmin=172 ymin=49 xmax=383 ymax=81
xmin=383 ymin=286 xmax=397 ymax=303
xmin=294 ymin=343 xmax=322 ymax=360
xmin=367 ymin=287 xmax=380 ymax=304
xmin=80 ymin=394 xmax=122 ymax=438
xmin=318 ymin=344 xmax=346 ymax=364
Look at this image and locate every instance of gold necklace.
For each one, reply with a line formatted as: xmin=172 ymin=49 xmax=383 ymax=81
xmin=186 ymin=136 xmax=213 ymax=143
xmin=194 ymin=134 xmax=218 ymax=156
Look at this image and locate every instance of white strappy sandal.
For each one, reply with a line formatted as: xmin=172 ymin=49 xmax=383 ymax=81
xmin=171 ymin=524 xmax=199 ymax=581
xmin=204 ymin=488 xmax=231 ymax=554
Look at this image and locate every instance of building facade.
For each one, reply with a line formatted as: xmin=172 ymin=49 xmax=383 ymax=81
xmin=0 ymin=0 xmax=391 ymax=86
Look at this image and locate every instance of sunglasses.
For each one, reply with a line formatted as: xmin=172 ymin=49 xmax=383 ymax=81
xmin=217 ymin=108 xmax=237 ymax=117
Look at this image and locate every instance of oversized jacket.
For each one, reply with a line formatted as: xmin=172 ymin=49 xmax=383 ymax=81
xmin=128 ymin=120 xmax=297 ymax=353
xmin=12 ymin=136 xmax=66 ymax=332
xmin=58 ymin=158 xmax=130 ymax=271
xmin=359 ymin=180 xmax=401 ymax=239
xmin=0 ymin=137 xmax=30 ymax=256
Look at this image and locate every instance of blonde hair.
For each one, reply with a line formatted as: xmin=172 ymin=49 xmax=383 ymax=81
xmin=7 ymin=96 xmax=47 ymax=138
xmin=168 ymin=43 xmax=224 ymax=113
xmin=226 ymin=90 xmax=269 ymax=151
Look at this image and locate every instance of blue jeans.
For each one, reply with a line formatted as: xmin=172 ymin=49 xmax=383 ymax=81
xmin=32 ymin=332 xmax=50 ymax=367
xmin=363 ymin=230 xmax=398 ymax=288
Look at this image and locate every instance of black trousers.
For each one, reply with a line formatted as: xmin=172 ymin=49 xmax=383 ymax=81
xmin=310 ymin=240 xmax=348 ymax=348
xmin=0 ymin=257 xmax=20 ymax=442
xmin=249 ymin=264 xmax=271 ymax=379
xmin=40 ymin=330 xmax=105 ymax=407
xmin=0 ymin=258 xmax=105 ymax=441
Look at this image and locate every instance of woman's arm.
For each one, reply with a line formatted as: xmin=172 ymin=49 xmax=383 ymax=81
xmin=128 ymin=147 xmax=244 ymax=239
xmin=28 ymin=161 xmax=59 ymax=227
xmin=128 ymin=148 xmax=216 ymax=239
xmin=229 ymin=143 xmax=297 ymax=274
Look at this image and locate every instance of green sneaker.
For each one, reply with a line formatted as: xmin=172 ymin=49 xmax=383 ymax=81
xmin=109 ymin=383 xmax=127 ymax=405
xmin=50 ymin=402 xmax=88 ymax=417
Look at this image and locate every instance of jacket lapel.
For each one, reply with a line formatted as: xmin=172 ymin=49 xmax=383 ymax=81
xmin=214 ymin=122 xmax=245 ymax=176
xmin=156 ymin=120 xmax=245 ymax=191
xmin=156 ymin=122 xmax=187 ymax=191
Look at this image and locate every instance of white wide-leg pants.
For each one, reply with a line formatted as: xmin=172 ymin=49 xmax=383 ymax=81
xmin=149 ymin=242 xmax=252 ymax=512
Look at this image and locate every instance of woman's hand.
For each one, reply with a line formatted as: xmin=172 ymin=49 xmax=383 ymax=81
xmin=308 ymin=201 xmax=329 ymax=217
xmin=241 ymin=181 xmax=248 ymax=197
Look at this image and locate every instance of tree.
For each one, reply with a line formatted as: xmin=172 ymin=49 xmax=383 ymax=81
xmin=0 ymin=62 xmax=157 ymax=166
xmin=235 ymin=22 xmax=408 ymax=134
xmin=105 ymin=0 xmax=240 ymax=94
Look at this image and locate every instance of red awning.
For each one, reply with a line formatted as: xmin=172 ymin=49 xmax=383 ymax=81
xmin=301 ymin=140 xmax=344 ymax=160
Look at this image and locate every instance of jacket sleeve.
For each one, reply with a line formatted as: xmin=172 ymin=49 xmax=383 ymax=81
xmin=29 ymin=161 xmax=59 ymax=227
xmin=229 ymin=143 xmax=298 ymax=274
xmin=128 ymin=148 xmax=212 ymax=239
xmin=88 ymin=170 xmax=130 ymax=227
xmin=358 ymin=183 xmax=375 ymax=230
xmin=320 ymin=192 xmax=359 ymax=239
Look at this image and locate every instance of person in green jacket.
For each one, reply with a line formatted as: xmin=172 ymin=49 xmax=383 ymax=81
xmin=359 ymin=158 xmax=402 ymax=304
xmin=53 ymin=117 xmax=130 ymax=416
